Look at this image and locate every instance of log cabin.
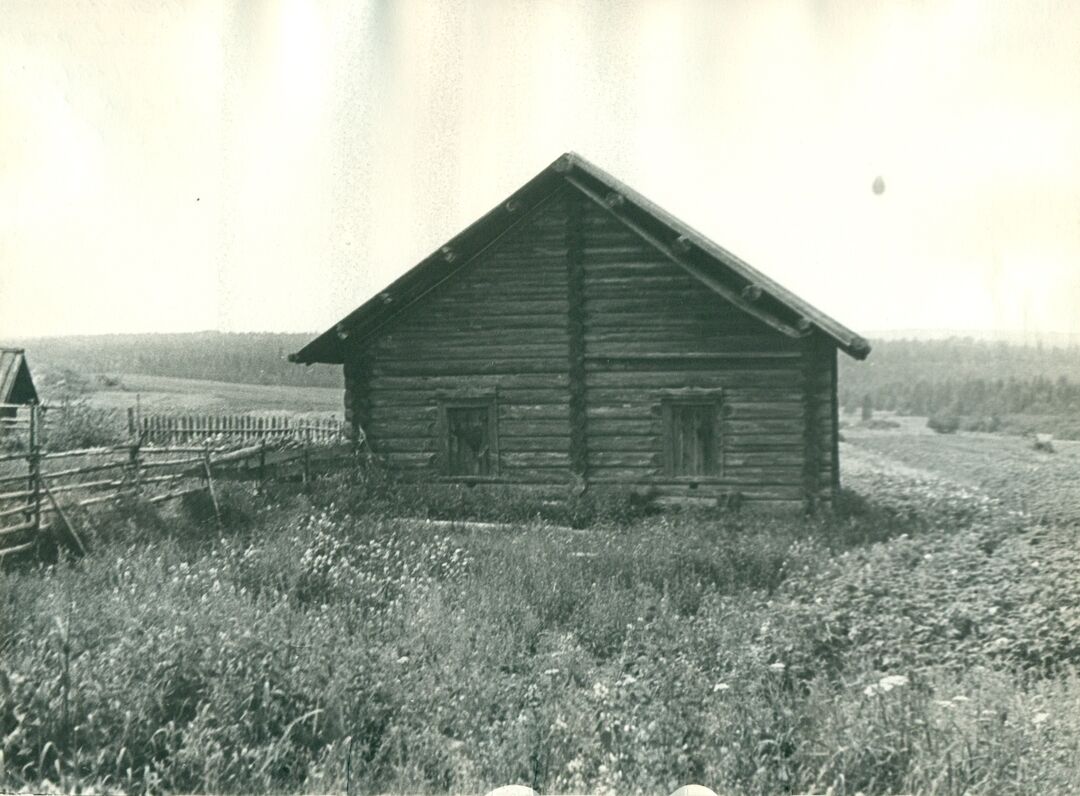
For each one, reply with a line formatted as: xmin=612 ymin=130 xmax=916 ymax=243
xmin=0 ymin=348 xmax=38 ymax=419
xmin=291 ymin=153 xmax=871 ymax=511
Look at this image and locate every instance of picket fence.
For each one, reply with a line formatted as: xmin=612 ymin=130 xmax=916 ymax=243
xmin=135 ymin=412 xmax=345 ymax=445
xmin=1 ymin=404 xmax=348 ymax=449
xmin=0 ymin=405 xmax=358 ymax=561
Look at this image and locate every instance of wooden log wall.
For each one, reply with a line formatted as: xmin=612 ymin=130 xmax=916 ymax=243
xmin=351 ymin=182 xmax=840 ymax=508
xmin=576 ymin=199 xmax=835 ymax=508
xmin=362 ymin=189 xmax=573 ymax=484
xmin=801 ymin=333 xmax=838 ymax=511
xmin=343 ymin=344 xmax=373 ymax=445
xmin=565 ymin=190 xmax=589 ymax=485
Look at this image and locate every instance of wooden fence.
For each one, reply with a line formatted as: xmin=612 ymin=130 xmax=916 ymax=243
xmin=0 ymin=404 xmax=348 ymax=448
xmin=0 ymin=405 xmax=359 ymax=562
xmin=135 ymin=412 xmax=346 ymax=445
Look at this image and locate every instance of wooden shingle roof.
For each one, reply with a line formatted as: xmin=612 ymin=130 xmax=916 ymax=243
xmin=292 ymin=153 xmax=871 ymax=364
xmin=0 ymin=348 xmax=38 ymax=405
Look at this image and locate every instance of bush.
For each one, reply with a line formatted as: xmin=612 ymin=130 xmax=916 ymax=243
xmin=961 ymin=414 xmax=1003 ymax=433
xmin=927 ymin=414 xmax=960 ymax=434
xmin=42 ymin=399 xmax=124 ymax=451
xmin=1032 ymin=433 xmax=1056 ymax=453
xmin=862 ymin=418 xmax=901 ymax=430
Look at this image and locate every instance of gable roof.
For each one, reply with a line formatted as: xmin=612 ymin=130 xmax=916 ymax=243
xmin=0 ymin=348 xmax=38 ymax=405
xmin=291 ymin=152 xmax=871 ymax=364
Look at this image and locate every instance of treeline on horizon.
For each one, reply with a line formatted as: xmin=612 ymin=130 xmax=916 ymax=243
xmin=10 ymin=333 xmax=1080 ymax=424
xmin=840 ymin=338 xmax=1080 ymax=424
xmin=9 ymin=332 xmax=341 ymax=388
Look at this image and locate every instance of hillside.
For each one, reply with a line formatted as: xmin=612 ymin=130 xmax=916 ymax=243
xmin=7 ymin=332 xmax=340 ymax=389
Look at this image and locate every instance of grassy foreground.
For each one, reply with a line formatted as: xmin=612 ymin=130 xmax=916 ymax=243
xmin=3 ymin=457 xmax=1080 ymax=794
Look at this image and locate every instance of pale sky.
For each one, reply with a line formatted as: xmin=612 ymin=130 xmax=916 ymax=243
xmin=2 ymin=0 xmax=1079 ymax=339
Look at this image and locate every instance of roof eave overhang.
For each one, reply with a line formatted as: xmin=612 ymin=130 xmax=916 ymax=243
xmin=837 ymin=336 xmax=872 ymax=361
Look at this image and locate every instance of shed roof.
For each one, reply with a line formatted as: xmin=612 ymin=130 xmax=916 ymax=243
xmin=291 ymin=152 xmax=871 ymax=364
xmin=0 ymin=348 xmax=38 ymax=405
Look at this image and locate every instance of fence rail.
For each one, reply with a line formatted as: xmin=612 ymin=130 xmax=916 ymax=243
xmin=0 ymin=405 xmax=359 ymax=562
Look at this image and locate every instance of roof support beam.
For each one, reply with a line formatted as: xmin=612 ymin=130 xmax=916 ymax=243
xmin=563 ymin=174 xmax=806 ymax=340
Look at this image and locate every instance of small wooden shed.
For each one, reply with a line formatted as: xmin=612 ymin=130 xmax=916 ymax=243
xmin=292 ymin=153 xmax=870 ymax=511
xmin=0 ymin=348 xmax=38 ymax=418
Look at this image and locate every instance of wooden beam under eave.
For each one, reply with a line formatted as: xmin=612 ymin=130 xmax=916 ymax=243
xmin=741 ymin=284 xmax=763 ymax=301
xmin=563 ymin=174 xmax=804 ymax=340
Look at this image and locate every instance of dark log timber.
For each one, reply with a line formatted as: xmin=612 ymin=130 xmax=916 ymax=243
xmin=291 ymin=153 xmax=869 ymax=510
xmin=566 ymin=189 xmax=589 ymax=485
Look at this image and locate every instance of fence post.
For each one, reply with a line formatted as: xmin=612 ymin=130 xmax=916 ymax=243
xmin=39 ymin=476 xmax=86 ymax=556
xmin=203 ymin=444 xmax=222 ymax=529
xmin=302 ymin=438 xmax=310 ymax=486
xmin=38 ymin=404 xmax=48 ymax=451
xmin=258 ymin=438 xmax=267 ymax=492
xmin=129 ymin=441 xmax=141 ymax=494
xmin=28 ymin=404 xmax=40 ymax=536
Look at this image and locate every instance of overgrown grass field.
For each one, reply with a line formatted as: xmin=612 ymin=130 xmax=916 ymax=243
xmin=3 ymin=433 xmax=1080 ymax=794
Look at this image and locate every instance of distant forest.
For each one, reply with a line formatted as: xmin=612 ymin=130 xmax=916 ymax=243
xmin=840 ymin=338 xmax=1080 ymax=428
xmin=11 ymin=332 xmax=341 ymax=388
xmin=11 ymin=333 xmax=1080 ymax=429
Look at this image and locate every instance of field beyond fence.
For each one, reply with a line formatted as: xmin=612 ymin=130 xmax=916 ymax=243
xmin=0 ymin=403 xmax=357 ymax=561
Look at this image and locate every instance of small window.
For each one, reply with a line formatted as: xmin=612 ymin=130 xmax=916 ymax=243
xmin=440 ymin=396 xmax=498 ymax=477
xmin=662 ymin=396 xmax=722 ymax=477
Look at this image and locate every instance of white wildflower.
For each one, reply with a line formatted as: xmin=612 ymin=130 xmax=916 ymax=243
xmin=878 ymin=674 xmax=909 ymax=692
